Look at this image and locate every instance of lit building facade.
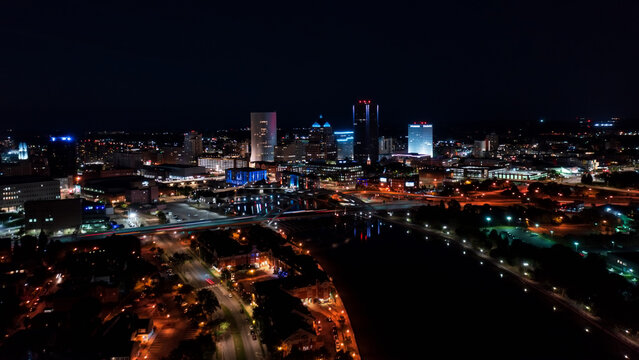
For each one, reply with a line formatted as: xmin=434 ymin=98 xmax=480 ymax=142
xmin=353 ymin=100 xmax=379 ymax=163
xmin=0 ymin=176 xmax=61 ymax=211
xmin=307 ymin=120 xmax=336 ymax=161
xmin=250 ymin=112 xmax=277 ymax=163
xmin=407 ymin=123 xmax=433 ymax=157
xmin=198 ymin=157 xmax=248 ymax=173
xmin=226 ymin=167 xmax=268 ymax=186
xmin=334 ymin=131 xmax=354 ymax=160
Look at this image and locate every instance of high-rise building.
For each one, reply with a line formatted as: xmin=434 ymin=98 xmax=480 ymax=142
xmin=47 ymin=136 xmax=77 ymax=178
xmin=18 ymin=142 xmax=28 ymax=160
xmin=486 ymin=132 xmax=498 ymax=153
xmin=472 ymin=139 xmax=489 ymax=158
xmin=379 ymin=136 xmax=394 ymax=159
xmin=250 ymin=112 xmax=277 ymax=163
xmin=407 ymin=123 xmax=433 ymax=157
xmin=183 ymin=131 xmax=203 ymax=160
xmin=307 ymin=119 xmax=337 ymax=161
xmin=353 ymin=100 xmax=379 ymax=163
xmin=275 ymin=139 xmax=307 ymax=163
xmin=335 ymin=131 xmax=354 ymax=160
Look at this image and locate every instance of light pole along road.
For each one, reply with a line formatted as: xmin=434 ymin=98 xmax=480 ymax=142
xmin=152 ymin=232 xmax=266 ymax=360
xmin=377 ymin=213 xmax=639 ymax=359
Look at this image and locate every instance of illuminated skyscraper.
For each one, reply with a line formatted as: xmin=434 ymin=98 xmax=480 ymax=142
xmin=250 ymin=112 xmax=277 ymax=162
xmin=18 ymin=142 xmax=28 ymax=160
xmin=407 ymin=123 xmax=433 ymax=156
xmin=335 ymin=131 xmax=354 ymax=160
xmin=307 ymin=118 xmax=336 ymax=161
xmin=353 ymin=100 xmax=379 ymax=163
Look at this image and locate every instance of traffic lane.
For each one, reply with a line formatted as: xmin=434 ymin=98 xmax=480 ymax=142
xmin=210 ymin=285 xmax=262 ymax=360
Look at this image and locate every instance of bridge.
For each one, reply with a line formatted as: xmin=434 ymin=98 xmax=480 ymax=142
xmin=76 ymin=209 xmax=343 ymax=240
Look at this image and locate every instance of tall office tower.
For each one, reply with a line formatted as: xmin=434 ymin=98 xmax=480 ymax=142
xmin=47 ymin=136 xmax=77 ymax=178
xmin=353 ymin=100 xmax=379 ymax=164
xmin=307 ymin=119 xmax=337 ymax=161
xmin=250 ymin=112 xmax=277 ymax=162
xmin=18 ymin=142 xmax=28 ymax=160
xmin=472 ymin=139 xmax=489 ymax=158
xmin=407 ymin=123 xmax=433 ymax=156
xmin=486 ymin=132 xmax=498 ymax=152
xmin=379 ymin=136 xmax=394 ymax=159
xmin=335 ymin=131 xmax=354 ymax=160
xmin=183 ymin=131 xmax=203 ymax=160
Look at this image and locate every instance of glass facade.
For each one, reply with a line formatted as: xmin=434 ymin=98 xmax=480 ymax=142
xmin=407 ymin=123 xmax=433 ymax=156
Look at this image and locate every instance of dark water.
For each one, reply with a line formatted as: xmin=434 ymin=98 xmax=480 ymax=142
xmin=295 ymin=217 xmax=638 ymax=360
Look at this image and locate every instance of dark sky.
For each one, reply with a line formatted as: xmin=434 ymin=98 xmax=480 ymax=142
xmin=1 ymin=1 xmax=639 ymax=132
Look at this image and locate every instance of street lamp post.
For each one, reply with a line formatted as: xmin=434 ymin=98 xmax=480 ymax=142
xmin=574 ymin=241 xmax=579 ymax=252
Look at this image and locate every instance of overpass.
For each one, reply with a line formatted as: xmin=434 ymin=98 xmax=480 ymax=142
xmin=75 ymin=208 xmax=345 ymax=240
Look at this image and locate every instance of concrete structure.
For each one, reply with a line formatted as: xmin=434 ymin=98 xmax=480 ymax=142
xmin=113 ymin=152 xmax=143 ymax=169
xmin=198 ymin=157 xmax=247 ymax=173
xmin=306 ymin=161 xmax=363 ymax=190
xmin=82 ymin=176 xmax=158 ymax=205
xmin=450 ymin=166 xmax=546 ymax=181
xmin=24 ymin=199 xmax=83 ymax=236
xmin=275 ymin=140 xmax=307 ymax=163
xmin=183 ymin=130 xmax=203 ymax=160
xmin=0 ymin=176 xmax=61 ymax=211
xmin=472 ymin=139 xmax=490 ymax=158
xmin=139 ymin=164 xmax=206 ymax=181
xmin=353 ymin=100 xmax=379 ymax=164
xmin=250 ymin=112 xmax=277 ymax=163
xmin=408 ymin=123 xmax=433 ymax=157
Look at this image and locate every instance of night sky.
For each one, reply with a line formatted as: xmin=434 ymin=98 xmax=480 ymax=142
xmin=1 ymin=1 xmax=639 ymax=132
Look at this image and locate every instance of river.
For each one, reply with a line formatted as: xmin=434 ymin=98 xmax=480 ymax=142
xmin=284 ymin=215 xmax=639 ymax=360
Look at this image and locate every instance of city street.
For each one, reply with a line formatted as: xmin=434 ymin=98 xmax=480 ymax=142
xmin=150 ymin=232 xmax=265 ymax=360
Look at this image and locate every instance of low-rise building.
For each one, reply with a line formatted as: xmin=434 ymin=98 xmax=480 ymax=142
xmin=225 ymin=167 xmax=268 ymax=186
xmin=0 ymin=176 xmax=61 ymax=211
xmin=82 ymin=176 xmax=158 ymax=205
xmin=198 ymin=157 xmax=248 ymax=173
xmin=140 ymin=164 xmax=206 ymax=181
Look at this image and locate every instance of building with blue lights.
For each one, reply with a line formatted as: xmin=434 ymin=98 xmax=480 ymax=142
xmin=335 ymin=131 xmax=354 ymax=160
xmin=407 ymin=123 xmax=433 ymax=157
xmin=226 ymin=167 xmax=268 ymax=186
xmin=307 ymin=120 xmax=336 ymax=161
xmin=353 ymin=100 xmax=379 ymax=163
xmin=48 ymin=135 xmax=77 ymax=178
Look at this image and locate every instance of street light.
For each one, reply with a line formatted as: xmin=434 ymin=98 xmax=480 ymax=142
xmin=485 ymin=216 xmax=492 ymax=222
xmin=573 ymin=241 xmax=579 ymax=252
xmin=506 ymin=216 xmax=512 ymax=222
